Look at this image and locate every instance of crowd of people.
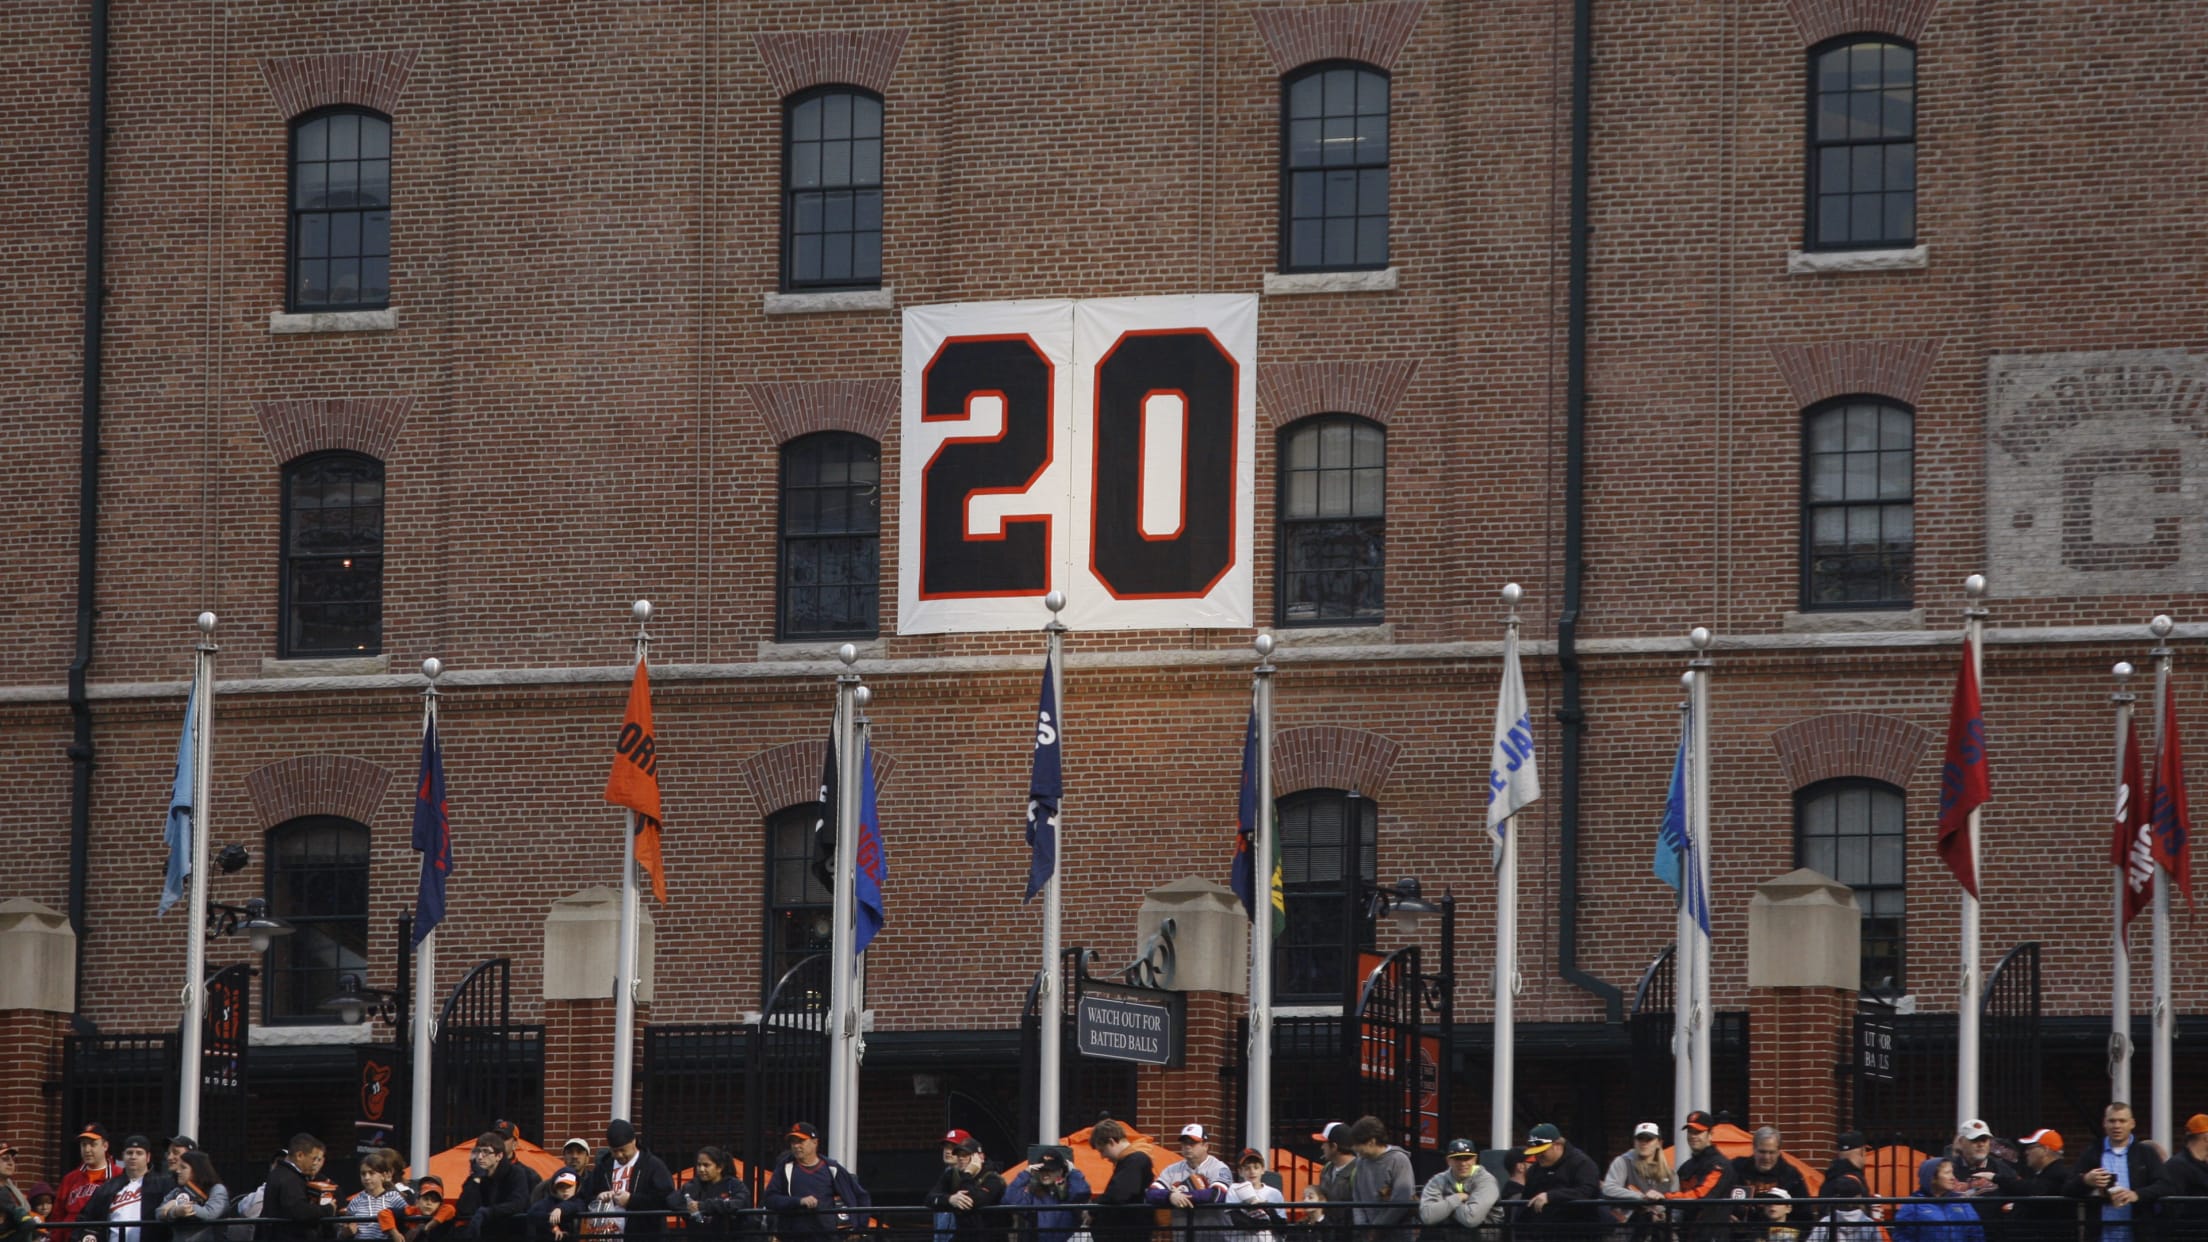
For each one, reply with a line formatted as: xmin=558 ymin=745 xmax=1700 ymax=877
xmin=4 ymin=1101 xmax=2205 ymax=1242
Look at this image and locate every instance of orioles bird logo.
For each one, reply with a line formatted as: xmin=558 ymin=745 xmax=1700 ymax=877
xmin=361 ymin=1060 xmax=392 ymax=1121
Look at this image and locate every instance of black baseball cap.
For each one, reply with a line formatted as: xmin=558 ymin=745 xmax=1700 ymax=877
xmin=787 ymin=1122 xmax=820 ymax=1142
xmin=605 ymin=1120 xmax=637 ymax=1147
xmin=1445 ymin=1139 xmax=1478 ymax=1158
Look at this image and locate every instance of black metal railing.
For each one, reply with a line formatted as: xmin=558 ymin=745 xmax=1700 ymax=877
xmin=431 ymin=957 xmax=544 ymax=1149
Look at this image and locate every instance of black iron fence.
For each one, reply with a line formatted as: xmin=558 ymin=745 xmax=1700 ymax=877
xmin=430 ymin=957 xmax=544 ymax=1149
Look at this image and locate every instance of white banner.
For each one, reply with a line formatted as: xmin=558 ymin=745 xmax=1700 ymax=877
xmin=898 ymin=295 xmax=1257 ymax=634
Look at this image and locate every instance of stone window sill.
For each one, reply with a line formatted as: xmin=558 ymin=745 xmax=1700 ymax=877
xmin=261 ymin=654 xmax=392 ymax=678
xmin=1786 ymin=247 xmax=1928 ymax=275
xmin=251 ymin=1023 xmax=375 ymax=1046
xmin=1273 ymin=623 xmax=1393 ymax=647
xmin=269 ymin=308 xmax=397 ymax=334
xmin=1262 ymin=267 xmax=1400 ymax=296
xmin=1782 ymin=608 xmax=1924 ymax=633
xmin=757 ymin=638 xmax=888 ymax=662
xmin=764 ymin=287 xmax=895 ymax=314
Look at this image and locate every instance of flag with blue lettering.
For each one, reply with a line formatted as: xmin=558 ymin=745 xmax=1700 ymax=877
xmin=1486 ymin=627 xmax=1542 ymax=844
xmin=855 ymin=738 xmax=887 ymax=954
xmin=2150 ymin=683 xmax=2192 ymax=905
xmin=1936 ymin=637 xmax=1990 ymax=897
xmin=1230 ymin=706 xmax=1287 ymax=935
xmin=1025 ymin=656 xmax=1062 ymax=903
xmin=157 ymin=684 xmax=197 ymax=916
xmin=411 ymin=713 xmax=452 ymax=944
xmin=1653 ymin=713 xmax=1710 ymax=936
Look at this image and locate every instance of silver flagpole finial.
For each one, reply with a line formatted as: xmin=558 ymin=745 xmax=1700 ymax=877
xmin=2114 ymin=662 xmax=2135 ymax=683
xmin=1963 ymin=573 xmax=1987 ymax=600
xmin=1044 ymin=590 xmax=1066 ymax=614
xmin=837 ymin=642 xmax=859 ymax=668
xmin=632 ymin=599 xmax=653 ymax=623
xmin=196 ymin=611 xmax=217 ymax=634
xmin=2150 ymin=615 xmax=2175 ymax=640
xmin=421 ymin=658 xmax=443 ymax=682
xmin=853 ymin=684 xmax=872 ymax=709
xmin=1253 ymin=632 xmax=1275 ymax=658
xmin=1680 ymin=671 xmax=1695 ymax=691
xmin=1500 ymin=582 xmax=1524 ymax=607
xmin=1689 ymin=626 xmax=1712 ymax=651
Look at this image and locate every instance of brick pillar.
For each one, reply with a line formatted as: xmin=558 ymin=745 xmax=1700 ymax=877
xmin=1745 ymin=870 xmax=1860 ymax=1149
xmin=542 ymin=889 xmax=654 ymax=1143
xmin=0 ymin=900 xmax=76 ymax=1186
xmin=1127 ymin=879 xmax=1247 ymax=1142
xmin=1136 ymin=992 xmax=1233 ymax=1139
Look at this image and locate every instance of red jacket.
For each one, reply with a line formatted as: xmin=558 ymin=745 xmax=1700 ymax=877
xmin=53 ymin=1165 xmax=120 ymax=1226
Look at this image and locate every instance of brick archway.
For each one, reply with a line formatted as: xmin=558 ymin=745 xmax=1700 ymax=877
xmin=740 ymin=740 xmax=899 ymax=815
xmin=1783 ymin=0 xmax=1942 ymax=46
xmin=260 ymin=50 xmax=419 ymax=119
xmin=1769 ymin=712 xmax=1933 ymax=791
xmin=243 ymin=754 xmax=394 ymax=830
xmin=1272 ymin=725 xmax=1401 ymax=798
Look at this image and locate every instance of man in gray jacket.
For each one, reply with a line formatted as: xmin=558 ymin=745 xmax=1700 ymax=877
xmin=1344 ymin=1117 xmax=1416 ymax=1242
xmin=1418 ymin=1140 xmax=1500 ymax=1235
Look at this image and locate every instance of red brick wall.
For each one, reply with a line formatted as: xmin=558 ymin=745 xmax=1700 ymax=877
xmin=1747 ymin=986 xmax=1855 ymax=1156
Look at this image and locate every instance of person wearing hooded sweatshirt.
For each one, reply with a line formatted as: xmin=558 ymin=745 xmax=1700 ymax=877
xmin=1891 ymin=1159 xmax=1983 ymax=1242
xmin=582 ymin=1121 xmax=675 ymax=1241
xmin=925 ymin=1138 xmax=1004 ymax=1242
xmin=1417 ymin=1140 xmax=1499 ymax=1238
xmin=1600 ymin=1122 xmax=1676 ymax=1235
xmin=527 ymin=1171 xmax=583 ymax=1242
xmin=1001 ymin=1148 xmax=1090 ymax=1242
xmin=1803 ymin=1172 xmax=1879 ymax=1242
xmin=670 ymin=1148 xmax=748 ymax=1242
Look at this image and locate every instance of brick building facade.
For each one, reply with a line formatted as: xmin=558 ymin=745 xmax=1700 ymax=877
xmin=1 ymin=0 xmax=2203 ymax=1194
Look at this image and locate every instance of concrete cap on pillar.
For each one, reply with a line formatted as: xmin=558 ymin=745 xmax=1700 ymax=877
xmin=1136 ymin=878 xmax=1248 ymax=995
xmin=0 ymin=899 xmax=76 ymax=1013
xmin=543 ymin=887 xmax=655 ymax=1002
xmin=1747 ymin=869 xmax=1862 ymax=991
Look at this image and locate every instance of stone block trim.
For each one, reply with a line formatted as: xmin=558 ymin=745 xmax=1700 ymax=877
xmin=260 ymin=49 xmax=419 ymax=120
xmin=255 ymin=397 xmax=414 ymax=464
xmin=1273 ymin=725 xmax=1401 ymax=798
xmin=244 ymin=754 xmax=395 ymax=830
xmin=1252 ymin=2 xmax=1428 ymax=74
xmin=1784 ymin=0 xmax=1941 ymax=46
xmin=740 ymin=740 xmax=901 ymax=816
xmin=751 ymin=30 xmax=912 ymax=99
xmin=1257 ymin=360 xmax=1417 ymax=431
xmin=1769 ymin=340 xmax=1941 ymax=410
xmin=746 ymin=379 xmax=898 ymax=446
xmin=1770 ymin=712 xmax=1933 ymax=792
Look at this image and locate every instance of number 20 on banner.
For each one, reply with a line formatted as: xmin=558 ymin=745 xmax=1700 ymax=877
xmin=896 ymin=296 xmax=1258 ymax=635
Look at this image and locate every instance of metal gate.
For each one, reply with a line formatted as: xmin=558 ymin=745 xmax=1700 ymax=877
xmin=1849 ymin=942 xmax=2040 ymax=1153
xmin=643 ymin=1023 xmax=748 ymax=1168
xmin=1626 ymin=944 xmax=1751 ymax=1128
xmin=430 ymin=958 xmax=543 ymax=1149
xmin=1345 ymin=947 xmax=1424 ymax=1150
xmin=742 ymin=953 xmax=829 ymax=1195
xmin=1019 ymin=946 xmax=1140 ymax=1142
xmin=59 ymin=1030 xmax=177 ymax=1156
xmin=1981 ymin=942 xmax=2043 ymax=1140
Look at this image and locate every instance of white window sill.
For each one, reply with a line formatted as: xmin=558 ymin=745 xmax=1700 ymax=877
xmin=1783 ymin=608 xmax=1924 ymax=633
xmin=1262 ymin=267 xmax=1399 ymax=296
xmin=251 ymin=1023 xmax=377 ymax=1047
xmin=1273 ymin=623 xmax=1393 ymax=648
xmin=1786 ymin=246 xmax=1927 ymax=275
xmin=261 ymin=654 xmax=391 ymax=678
xmin=763 ymin=287 xmax=895 ymax=315
xmin=756 ymin=638 xmax=888 ymax=662
xmin=269 ymin=308 xmax=397 ymax=334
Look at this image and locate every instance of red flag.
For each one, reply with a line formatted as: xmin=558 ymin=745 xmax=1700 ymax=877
xmin=603 ymin=657 xmax=667 ymax=902
xmin=2114 ymin=715 xmax=2153 ymax=931
xmin=1937 ymin=636 xmax=1991 ymax=897
xmin=2150 ymin=683 xmax=2192 ymax=905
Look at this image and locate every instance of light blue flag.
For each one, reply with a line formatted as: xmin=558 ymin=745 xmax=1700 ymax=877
xmin=1654 ymin=716 xmax=1688 ymax=891
xmin=158 ymin=684 xmax=197 ymax=915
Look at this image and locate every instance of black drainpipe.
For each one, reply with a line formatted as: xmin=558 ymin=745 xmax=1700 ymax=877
xmin=68 ymin=0 xmax=111 ymax=1012
xmin=1556 ymin=0 xmax=1622 ymax=1023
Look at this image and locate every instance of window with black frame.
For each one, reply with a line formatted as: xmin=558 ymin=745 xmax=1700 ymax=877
xmin=1801 ymin=398 xmax=1912 ymax=609
xmin=1274 ymin=789 xmax=1378 ymax=1003
xmin=1280 ymin=62 xmax=1390 ymax=272
xmin=1796 ymin=779 xmax=1905 ymax=993
xmin=778 ymin=432 xmax=881 ymax=640
xmin=264 ymin=816 xmax=370 ymax=1024
xmin=1807 ymin=36 xmax=1915 ymax=251
xmin=281 ymin=451 xmax=385 ymax=657
xmin=765 ymin=803 xmax=833 ymax=1002
xmin=782 ymin=87 xmax=884 ymax=290
xmin=289 ymin=107 xmax=391 ymax=312
xmin=1278 ymin=415 xmax=1384 ymax=626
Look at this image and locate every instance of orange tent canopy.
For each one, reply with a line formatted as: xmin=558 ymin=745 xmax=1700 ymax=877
xmin=1002 ymin=1124 xmax=1176 ymax=1192
xmin=1663 ymin=1122 xmax=1824 ymax=1196
xmin=1861 ymin=1146 xmax=1932 ymax=1199
xmin=423 ymin=1136 xmax=566 ymax=1193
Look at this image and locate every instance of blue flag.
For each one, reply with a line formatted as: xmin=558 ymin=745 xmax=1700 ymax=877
xmin=1229 ymin=708 xmax=1286 ymax=934
xmin=854 ymin=739 xmax=886 ymax=955
xmin=1654 ymin=715 xmax=1709 ymax=935
xmin=411 ymin=715 xmax=452 ymax=944
xmin=157 ymin=684 xmax=198 ymax=916
xmin=1025 ymin=656 xmax=1062 ymax=903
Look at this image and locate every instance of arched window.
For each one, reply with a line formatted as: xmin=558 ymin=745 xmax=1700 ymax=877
xmin=1280 ymin=62 xmax=1390 ymax=272
xmin=264 ymin=816 xmax=371 ymax=1023
xmin=289 ymin=107 xmax=392 ymax=311
xmin=778 ymin=432 xmax=881 ymax=640
xmin=1800 ymin=398 xmax=1913 ymax=608
xmin=1277 ymin=415 xmax=1385 ymax=625
xmin=281 ymin=451 xmax=385 ymax=657
xmin=782 ymin=87 xmax=884 ymax=290
xmin=1807 ymin=37 xmax=1915 ymax=250
xmin=764 ymin=802 xmax=833 ymax=1001
xmin=1275 ymin=789 xmax=1378 ymax=1002
xmin=1795 ymin=779 xmax=1906 ymax=993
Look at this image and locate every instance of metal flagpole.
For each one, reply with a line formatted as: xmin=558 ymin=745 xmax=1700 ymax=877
xmin=1248 ymin=631 xmax=1277 ymax=1158
xmin=1956 ymin=574 xmax=1987 ymax=1128
xmin=412 ymin=657 xmax=442 ymax=1165
xmin=2110 ymin=660 xmax=2137 ymax=1106
xmin=610 ymin=600 xmax=651 ymax=1120
xmin=1688 ymin=627 xmax=1713 ymax=1112
xmin=1039 ymin=591 xmax=1068 ymax=1144
xmin=2150 ymin=613 xmax=2176 ymax=1152
xmin=828 ymin=644 xmax=864 ymax=1168
xmin=1671 ymin=693 xmax=1693 ymax=1147
xmin=1491 ymin=583 xmax=1524 ymax=1152
xmin=176 ymin=611 xmax=217 ymax=1139
xmin=845 ymin=700 xmax=873 ymax=1169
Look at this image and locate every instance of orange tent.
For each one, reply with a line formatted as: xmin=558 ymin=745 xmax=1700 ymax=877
xmin=1663 ymin=1123 xmax=1824 ymax=1196
xmin=1860 ymin=1146 xmax=1933 ymax=1199
xmin=423 ymin=1136 xmax=566 ymax=1192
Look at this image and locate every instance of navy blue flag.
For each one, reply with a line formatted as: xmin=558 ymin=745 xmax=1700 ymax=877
xmin=811 ymin=727 xmax=838 ymax=892
xmin=1025 ymin=656 xmax=1062 ymax=903
xmin=855 ymin=739 xmax=886 ymax=954
xmin=411 ymin=715 xmax=452 ymax=944
xmin=1229 ymin=708 xmax=1285 ymax=934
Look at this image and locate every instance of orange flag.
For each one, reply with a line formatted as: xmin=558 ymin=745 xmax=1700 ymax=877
xmin=604 ymin=657 xmax=667 ymax=902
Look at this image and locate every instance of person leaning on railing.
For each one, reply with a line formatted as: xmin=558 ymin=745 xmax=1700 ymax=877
xmin=151 ymin=1153 xmax=227 ymax=1242
xmin=2136 ymin=1113 xmax=2208 ymax=1230
xmin=1415 ymin=1140 xmax=1498 ymax=1238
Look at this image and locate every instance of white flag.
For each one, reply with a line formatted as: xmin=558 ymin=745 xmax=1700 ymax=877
xmin=1486 ymin=627 xmax=1541 ymax=839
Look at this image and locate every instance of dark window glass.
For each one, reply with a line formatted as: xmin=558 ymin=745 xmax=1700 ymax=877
xmin=779 ymin=433 xmax=881 ymax=640
xmin=1795 ymin=780 xmax=1906 ymax=992
xmin=289 ymin=108 xmax=392 ymax=311
xmin=1280 ymin=63 xmax=1390 ymax=272
xmin=1807 ymin=38 xmax=1915 ymax=250
xmin=1274 ymin=790 xmax=1378 ymax=1003
xmin=783 ymin=87 xmax=884 ymax=290
xmin=282 ymin=452 xmax=385 ymax=656
xmin=1278 ymin=415 xmax=1385 ymax=625
xmin=1801 ymin=399 xmax=1913 ymax=608
xmin=264 ymin=816 xmax=371 ymax=1024
xmin=765 ymin=803 xmax=833 ymax=1003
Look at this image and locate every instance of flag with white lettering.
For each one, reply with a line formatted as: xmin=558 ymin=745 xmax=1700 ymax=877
xmin=2150 ymin=683 xmax=2192 ymax=905
xmin=1026 ymin=656 xmax=1061 ymax=903
xmin=2114 ymin=713 xmax=2153 ymax=932
xmin=1936 ymin=637 xmax=1990 ymax=896
xmin=157 ymin=684 xmax=197 ymax=916
xmin=1486 ymin=627 xmax=1541 ymax=846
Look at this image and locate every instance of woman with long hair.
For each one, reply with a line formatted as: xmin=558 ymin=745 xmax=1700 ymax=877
xmin=154 ymin=1152 xmax=229 ymax=1242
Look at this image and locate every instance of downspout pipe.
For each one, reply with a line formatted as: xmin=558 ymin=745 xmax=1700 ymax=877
xmin=68 ymin=0 xmax=111 ymax=1015
xmin=1556 ymin=0 xmax=1623 ymax=1024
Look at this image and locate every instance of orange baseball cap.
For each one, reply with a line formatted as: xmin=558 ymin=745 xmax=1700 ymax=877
xmin=2021 ymin=1128 xmax=2064 ymax=1150
xmin=2186 ymin=1116 xmax=2208 ymax=1137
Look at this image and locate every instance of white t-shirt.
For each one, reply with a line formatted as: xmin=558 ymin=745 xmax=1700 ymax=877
xmin=109 ymin=1177 xmax=145 ymax=1242
xmin=602 ymin=1153 xmax=639 ymax=1235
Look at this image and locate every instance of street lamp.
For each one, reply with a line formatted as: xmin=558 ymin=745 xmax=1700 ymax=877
xmin=1368 ymin=877 xmax=1443 ymax=935
xmin=208 ymin=898 xmax=294 ymax=954
xmin=322 ymin=972 xmax=403 ymax=1026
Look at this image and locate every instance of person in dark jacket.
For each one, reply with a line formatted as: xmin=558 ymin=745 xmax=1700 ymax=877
xmin=760 ymin=1124 xmax=864 ymax=1239
xmin=1087 ymin=1120 xmax=1152 ymax=1242
xmin=2010 ymin=1129 xmax=2080 ymax=1241
xmin=1518 ymin=1124 xmax=1601 ymax=1227
xmin=925 ymin=1136 xmax=1004 ymax=1242
xmin=399 ymin=1177 xmax=461 ymax=1242
xmin=458 ymin=1133 xmax=535 ymax=1242
xmin=525 ymin=1172 xmax=581 ymax=1242
xmin=259 ymin=1136 xmax=338 ymax=1242
xmin=1002 ymin=1148 xmax=1090 ymax=1242
xmin=1667 ymin=1112 xmax=1736 ymax=1238
xmin=668 ymin=1148 xmax=748 ymax=1242
xmin=1729 ymin=1129 xmax=1811 ymax=1224
xmin=2139 ymin=1114 xmax=2208 ymax=1230
xmin=1948 ymin=1120 xmax=2027 ymax=1226
xmin=581 ymin=1122 xmax=675 ymax=1241
xmin=75 ymin=1137 xmax=175 ymax=1242
xmin=2066 ymin=1102 xmax=2164 ymax=1241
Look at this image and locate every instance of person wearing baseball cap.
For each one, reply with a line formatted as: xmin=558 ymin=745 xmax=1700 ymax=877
xmin=1146 ymin=1123 xmax=1230 ymax=1230
xmin=1950 ymin=1117 xmax=2024 ymax=1220
xmin=762 ymin=1123 xmax=868 ymax=1237
xmin=2136 ymin=1114 xmax=2208 ymax=1230
xmin=579 ymin=1120 xmax=674 ymax=1240
xmin=926 ymin=1130 xmax=1003 ymax=1242
xmin=1417 ymin=1139 xmax=1499 ymax=1235
xmin=930 ymin=1131 xmax=973 ymax=1242
xmin=1600 ymin=1122 xmax=1677 ymax=1221
xmin=1518 ymin=1123 xmax=1599 ymax=1225
xmin=1224 ymin=1148 xmax=1284 ymax=1242
xmin=1663 ymin=1113 xmax=1735 ymax=1223
xmin=54 ymin=1125 xmax=120 ymax=1232
xmin=1003 ymin=1146 xmax=1090 ymax=1242
xmin=528 ymin=1167 xmax=582 ymax=1242
xmin=72 ymin=1135 xmax=173 ymax=1242
xmin=1302 ymin=1124 xmax=1356 ymax=1223
xmin=2011 ymin=1130 xmax=2073 ymax=1241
